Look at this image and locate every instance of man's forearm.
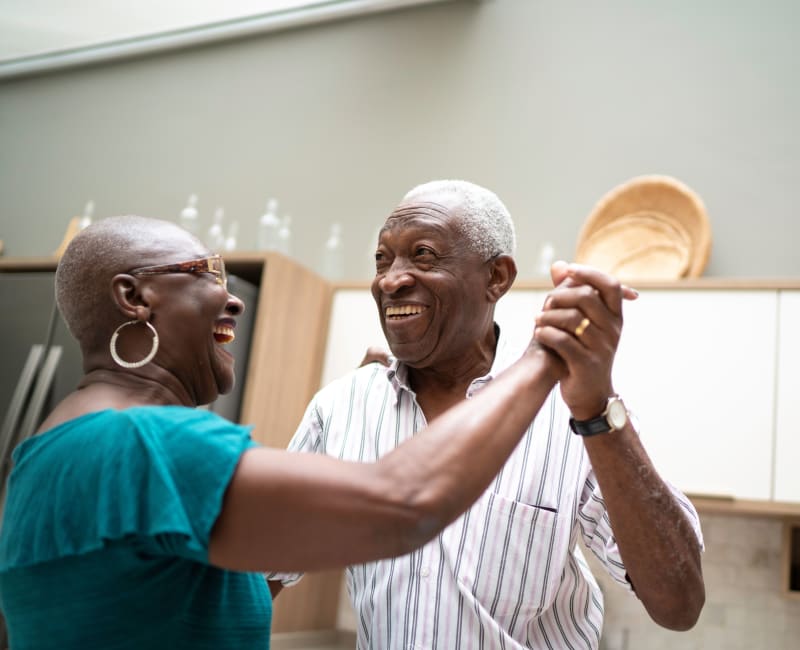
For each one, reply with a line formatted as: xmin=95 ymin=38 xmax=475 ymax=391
xmin=583 ymin=425 xmax=705 ymax=630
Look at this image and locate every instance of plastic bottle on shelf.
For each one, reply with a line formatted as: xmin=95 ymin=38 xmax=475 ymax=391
xmin=179 ymin=194 xmax=199 ymax=235
xmin=365 ymin=225 xmax=381 ymax=278
xmin=78 ymin=200 xmax=94 ymax=230
xmin=256 ymin=198 xmax=281 ymax=251
xmin=224 ymin=220 xmax=238 ymax=252
xmin=276 ymin=214 xmax=292 ymax=256
xmin=536 ymin=241 xmax=555 ymax=277
xmin=321 ymin=222 xmax=344 ymax=280
xmin=206 ymin=207 xmax=226 ymax=251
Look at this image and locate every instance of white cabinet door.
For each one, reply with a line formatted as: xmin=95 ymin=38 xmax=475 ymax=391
xmin=321 ymin=290 xmax=386 ymax=386
xmin=494 ymin=290 xmax=549 ymax=346
xmin=774 ymin=291 xmax=800 ymax=502
xmin=613 ymin=290 xmax=778 ymax=500
xmin=323 ymin=288 xmax=780 ymax=501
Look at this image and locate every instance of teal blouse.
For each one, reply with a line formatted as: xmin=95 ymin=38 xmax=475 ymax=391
xmin=0 ymin=406 xmax=271 ymax=649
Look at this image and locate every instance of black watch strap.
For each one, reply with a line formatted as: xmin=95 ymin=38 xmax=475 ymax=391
xmin=569 ymin=415 xmax=612 ymax=437
xmin=570 ymin=396 xmax=629 ymax=436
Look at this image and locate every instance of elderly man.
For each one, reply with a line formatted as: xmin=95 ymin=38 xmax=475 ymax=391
xmin=268 ymin=180 xmax=704 ymax=648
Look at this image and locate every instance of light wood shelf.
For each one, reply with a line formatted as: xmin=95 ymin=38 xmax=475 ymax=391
xmin=689 ymin=496 xmax=800 ymax=519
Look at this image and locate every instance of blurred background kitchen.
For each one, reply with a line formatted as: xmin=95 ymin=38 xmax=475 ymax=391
xmin=1 ymin=0 xmax=799 ymax=648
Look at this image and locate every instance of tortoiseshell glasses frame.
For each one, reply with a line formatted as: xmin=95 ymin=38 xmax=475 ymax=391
xmin=128 ymin=254 xmax=227 ymax=288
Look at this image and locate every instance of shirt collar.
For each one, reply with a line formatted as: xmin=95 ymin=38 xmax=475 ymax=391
xmin=385 ymin=323 xmax=524 ymax=400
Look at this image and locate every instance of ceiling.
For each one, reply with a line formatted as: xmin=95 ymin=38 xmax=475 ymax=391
xmin=0 ymin=0 xmax=321 ymax=62
xmin=0 ymin=0 xmax=446 ymax=76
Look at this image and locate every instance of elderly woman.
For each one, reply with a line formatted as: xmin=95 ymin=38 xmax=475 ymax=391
xmin=0 ymin=215 xmax=564 ymax=649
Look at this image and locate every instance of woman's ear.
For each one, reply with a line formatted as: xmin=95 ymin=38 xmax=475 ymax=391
xmin=110 ymin=274 xmax=151 ymax=320
xmin=486 ymin=255 xmax=517 ymax=303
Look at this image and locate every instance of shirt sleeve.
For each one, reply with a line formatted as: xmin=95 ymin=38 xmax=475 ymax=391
xmin=263 ymin=398 xmax=326 ymax=585
xmin=140 ymin=408 xmax=259 ymax=563
xmin=0 ymin=407 xmax=257 ymax=570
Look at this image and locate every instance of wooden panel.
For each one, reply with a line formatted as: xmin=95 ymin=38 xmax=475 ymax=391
xmin=236 ymin=253 xmax=337 ymax=634
xmin=0 ymin=256 xmax=61 ymax=271
xmin=239 ymin=252 xmax=332 ymax=448
xmin=272 ymin=629 xmax=358 ymax=649
xmin=689 ymin=495 xmax=800 ymax=518
xmin=270 ymin=568 xmax=344 ymax=633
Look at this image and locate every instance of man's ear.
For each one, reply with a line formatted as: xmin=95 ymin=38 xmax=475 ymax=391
xmin=110 ymin=274 xmax=151 ymax=320
xmin=486 ymin=255 xmax=517 ymax=303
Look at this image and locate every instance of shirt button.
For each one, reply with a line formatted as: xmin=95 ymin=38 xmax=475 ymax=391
xmin=420 ymin=567 xmax=431 ymax=578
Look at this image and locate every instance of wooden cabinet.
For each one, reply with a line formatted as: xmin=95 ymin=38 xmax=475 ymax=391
xmin=775 ymin=291 xmax=800 ymax=502
xmin=225 ymin=254 xmax=342 ymax=634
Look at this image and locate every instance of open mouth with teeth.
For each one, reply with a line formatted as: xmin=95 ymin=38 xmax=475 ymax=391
xmin=385 ymin=305 xmax=427 ymax=319
xmin=213 ymin=324 xmax=235 ymax=344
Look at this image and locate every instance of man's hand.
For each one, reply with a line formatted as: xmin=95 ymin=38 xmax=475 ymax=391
xmin=533 ymin=261 xmax=638 ymax=420
xmin=359 ymin=346 xmax=393 ymax=368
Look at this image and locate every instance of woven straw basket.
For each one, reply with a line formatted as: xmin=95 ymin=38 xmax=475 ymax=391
xmin=575 ymin=175 xmax=712 ymax=280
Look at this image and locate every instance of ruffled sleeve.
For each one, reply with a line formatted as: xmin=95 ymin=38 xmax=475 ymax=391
xmin=0 ymin=406 xmax=257 ymax=570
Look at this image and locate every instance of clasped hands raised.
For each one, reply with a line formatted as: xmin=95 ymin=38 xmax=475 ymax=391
xmin=534 ymin=260 xmax=639 ymax=422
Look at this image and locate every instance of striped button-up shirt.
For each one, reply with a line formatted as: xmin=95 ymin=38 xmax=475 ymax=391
xmin=271 ymin=327 xmax=702 ymax=649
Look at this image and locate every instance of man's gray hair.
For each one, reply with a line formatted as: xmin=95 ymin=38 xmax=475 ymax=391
xmin=402 ymin=180 xmax=516 ymax=258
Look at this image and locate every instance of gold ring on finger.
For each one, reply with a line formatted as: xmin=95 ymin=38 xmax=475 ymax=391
xmin=574 ymin=317 xmax=591 ymax=338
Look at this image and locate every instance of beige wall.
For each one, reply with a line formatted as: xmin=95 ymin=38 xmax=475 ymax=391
xmin=590 ymin=514 xmax=800 ymax=649
xmin=0 ymin=0 xmax=798 ymax=279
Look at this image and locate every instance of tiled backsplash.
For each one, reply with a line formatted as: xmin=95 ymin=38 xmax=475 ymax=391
xmin=590 ymin=513 xmax=800 ymax=650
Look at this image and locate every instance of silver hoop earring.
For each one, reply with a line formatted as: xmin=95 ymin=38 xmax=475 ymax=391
xmin=109 ymin=320 xmax=159 ymax=369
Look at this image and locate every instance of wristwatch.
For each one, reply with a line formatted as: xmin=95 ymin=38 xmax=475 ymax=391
xmin=569 ymin=396 xmax=629 ymax=437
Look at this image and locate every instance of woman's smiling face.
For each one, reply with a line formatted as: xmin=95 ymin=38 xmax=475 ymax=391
xmin=128 ymin=225 xmax=245 ymax=405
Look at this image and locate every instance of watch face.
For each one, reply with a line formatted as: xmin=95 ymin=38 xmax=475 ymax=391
xmin=607 ymin=399 xmax=628 ymax=430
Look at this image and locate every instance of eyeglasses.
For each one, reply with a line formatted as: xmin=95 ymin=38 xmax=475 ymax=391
xmin=128 ymin=254 xmax=227 ymax=288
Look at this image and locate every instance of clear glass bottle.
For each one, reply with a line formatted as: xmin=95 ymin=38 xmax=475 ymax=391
xmin=365 ymin=225 xmax=381 ymax=278
xmin=276 ymin=214 xmax=292 ymax=257
xmin=321 ymin=222 xmax=344 ymax=280
xmin=206 ymin=207 xmax=226 ymax=251
xmin=257 ymin=198 xmax=281 ymax=251
xmin=536 ymin=241 xmax=556 ymax=277
xmin=78 ymin=200 xmax=94 ymax=230
xmin=179 ymin=194 xmax=199 ymax=235
xmin=224 ymin=220 xmax=239 ymax=252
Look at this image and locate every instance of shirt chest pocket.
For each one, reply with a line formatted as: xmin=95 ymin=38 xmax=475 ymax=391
xmin=444 ymin=491 xmax=566 ymax=627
